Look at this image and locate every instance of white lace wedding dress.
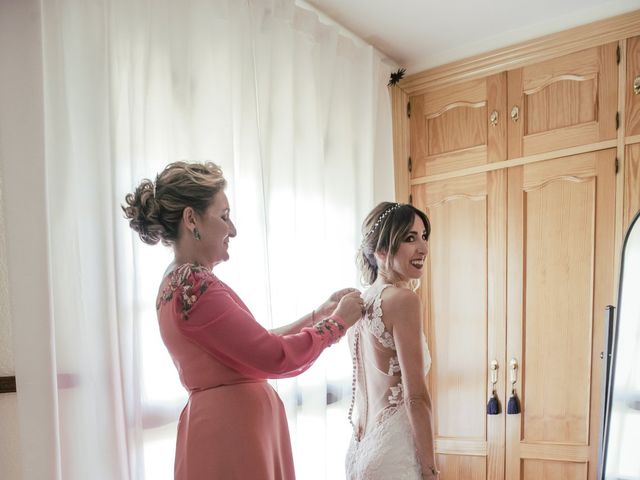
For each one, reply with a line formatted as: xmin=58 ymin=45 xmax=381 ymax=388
xmin=345 ymin=283 xmax=432 ymax=480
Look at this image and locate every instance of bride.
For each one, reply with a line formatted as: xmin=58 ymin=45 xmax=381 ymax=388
xmin=346 ymin=202 xmax=439 ymax=480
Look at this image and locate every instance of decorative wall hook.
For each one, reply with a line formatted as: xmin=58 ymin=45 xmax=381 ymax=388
xmin=388 ymin=68 xmax=406 ymax=86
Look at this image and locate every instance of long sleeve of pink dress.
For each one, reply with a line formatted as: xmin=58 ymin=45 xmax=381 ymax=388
xmin=156 ymin=263 xmax=347 ymax=480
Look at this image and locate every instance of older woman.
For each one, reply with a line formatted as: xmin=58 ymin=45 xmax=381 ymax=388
xmin=123 ymin=161 xmax=362 ymax=479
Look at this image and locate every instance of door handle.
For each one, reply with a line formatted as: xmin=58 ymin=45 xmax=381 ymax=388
xmin=510 ymin=105 xmax=520 ymax=123
xmin=490 ymin=359 xmax=499 ymax=385
xmin=489 ymin=110 xmax=499 ymax=126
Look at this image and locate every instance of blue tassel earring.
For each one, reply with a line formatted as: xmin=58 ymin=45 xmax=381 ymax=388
xmin=486 ymin=360 xmax=501 ymax=415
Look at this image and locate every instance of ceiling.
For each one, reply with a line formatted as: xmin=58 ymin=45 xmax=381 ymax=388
xmin=305 ymin=0 xmax=640 ymax=74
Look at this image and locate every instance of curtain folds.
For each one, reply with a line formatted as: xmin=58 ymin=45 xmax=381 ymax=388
xmin=29 ymin=1 xmax=393 ymax=478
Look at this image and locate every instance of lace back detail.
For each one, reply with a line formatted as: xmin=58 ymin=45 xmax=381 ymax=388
xmin=363 ymin=284 xmax=395 ymax=349
xmin=388 ymin=356 xmax=400 ymax=375
xmin=350 ymin=283 xmax=409 ymax=442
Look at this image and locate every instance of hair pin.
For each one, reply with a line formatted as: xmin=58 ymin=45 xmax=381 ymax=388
xmin=363 ymin=203 xmax=402 ymax=240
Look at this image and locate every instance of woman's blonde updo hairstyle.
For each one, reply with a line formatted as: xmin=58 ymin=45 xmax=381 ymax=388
xmin=357 ymin=202 xmax=431 ymax=286
xmin=122 ymin=161 xmax=227 ymax=246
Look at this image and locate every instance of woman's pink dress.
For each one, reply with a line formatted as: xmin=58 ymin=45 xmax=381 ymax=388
xmin=156 ymin=264 xmax=346 ymax=480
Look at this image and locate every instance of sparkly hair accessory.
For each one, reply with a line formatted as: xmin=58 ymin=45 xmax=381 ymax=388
xmin=363 ymin=203 xmax=402 ymax=240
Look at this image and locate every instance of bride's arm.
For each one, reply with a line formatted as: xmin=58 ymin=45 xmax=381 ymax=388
xmin=387 ymin=288 xmax=439 ymax=479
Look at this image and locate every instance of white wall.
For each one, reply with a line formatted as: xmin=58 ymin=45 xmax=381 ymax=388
xmin=0 ymin=0 xmax=51 ymax=478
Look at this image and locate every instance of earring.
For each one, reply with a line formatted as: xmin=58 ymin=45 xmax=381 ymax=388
xmin=193 ymin=228 xmax=201 ymax=241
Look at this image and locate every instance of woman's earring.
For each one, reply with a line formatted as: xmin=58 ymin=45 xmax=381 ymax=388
xmin=193 ymin=227 xmax=201 ymax=241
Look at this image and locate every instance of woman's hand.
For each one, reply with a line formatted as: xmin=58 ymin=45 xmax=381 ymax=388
xmin=332 ymin=291 xmax=364 ymax=328
xmin=316 ymin=287 xmax=360 ymax=318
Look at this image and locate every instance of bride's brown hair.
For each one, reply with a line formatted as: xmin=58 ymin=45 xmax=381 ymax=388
xmin=356 ymin=202 xmax=430 ymax=286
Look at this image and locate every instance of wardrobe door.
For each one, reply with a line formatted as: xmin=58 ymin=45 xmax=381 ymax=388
xmin=625 ymin=143 xmax=640 ymax=229
xmin=413 ymin=170 xmax=506 ymax=480
xmin=626 ymin=36 xmax=640 ymax=137
xmin=506 ymin=150 xmax=616 ymax=480
xmin=409 ymin=73 xmax=507 ymax=179
xmin=507 ymin=43 xmax=618 ymax=159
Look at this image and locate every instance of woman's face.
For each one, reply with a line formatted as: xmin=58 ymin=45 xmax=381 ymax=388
xmin=388 ymin=214 xmax=429 ymax=281
xmin=195 ymin=191 xmax=237 ymax=267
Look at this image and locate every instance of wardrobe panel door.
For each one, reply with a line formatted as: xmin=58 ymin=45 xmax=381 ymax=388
xmin=410 ymin=73 xmax=507 ymax=178
xmin=506 ymin=150 xmax=616 ymax=480
xmin=413 ymin=170 xmax=506 ymax=480
xmin=508 ymin=43 xmax=618 ymax=158
xmin=521 ymin=459 xmax=587 ymax=480
xmin=625 ymin=143 xmax=640 ymax=228
xmin=437 ymin=455 xmax=486 ymax=480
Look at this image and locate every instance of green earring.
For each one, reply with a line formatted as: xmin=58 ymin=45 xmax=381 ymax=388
xmin=193 ymin=228 xmax=201 ymax=241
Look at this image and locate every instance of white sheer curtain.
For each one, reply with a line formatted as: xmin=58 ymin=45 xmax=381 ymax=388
xmin=31 ymin=1 xmax=393 ymax=479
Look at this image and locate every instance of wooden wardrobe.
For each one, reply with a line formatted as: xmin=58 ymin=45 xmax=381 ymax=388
xmin=391 ymin=11 xmax=640 ymax=480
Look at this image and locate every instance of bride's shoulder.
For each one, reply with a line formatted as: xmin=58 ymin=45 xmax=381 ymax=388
xmin=380 ymin=286 xmax=421 ymax=314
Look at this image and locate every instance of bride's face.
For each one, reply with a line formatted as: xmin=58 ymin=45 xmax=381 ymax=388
xmin=389 ymin=215 xmax=428 ymax=281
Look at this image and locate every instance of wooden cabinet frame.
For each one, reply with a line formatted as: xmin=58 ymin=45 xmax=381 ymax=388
xmin=392 ymin=9 xmax=640 ymax=292
xmin=391 ymin=9 xmax=640 ymax=480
